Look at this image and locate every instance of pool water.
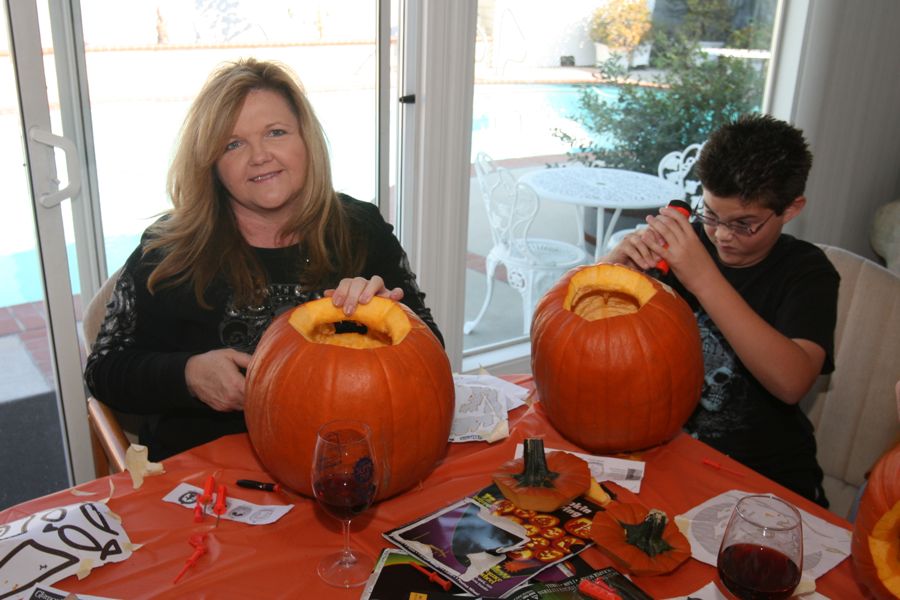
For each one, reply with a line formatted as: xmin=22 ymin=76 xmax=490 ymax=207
xmin=471 ymin=83 xmax=616 ymax=160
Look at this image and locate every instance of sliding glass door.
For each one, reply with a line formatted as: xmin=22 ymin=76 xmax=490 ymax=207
xmin=2 ymin=0 xmax=93 ymax=508
xmin=1 ymin=0 xmax=401 ymax=504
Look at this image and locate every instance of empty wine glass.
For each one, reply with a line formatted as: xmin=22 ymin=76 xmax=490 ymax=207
xmin=312 ymin=419 xmax=379 ymax=587
xmin=716 ymin=494 xmax=803 ymax=600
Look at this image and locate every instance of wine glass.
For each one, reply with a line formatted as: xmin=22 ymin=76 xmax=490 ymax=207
xmin=311 ymin=419 xmax=379 ymax=587
xmin=716 ymin=494 xmax=803 ymax=600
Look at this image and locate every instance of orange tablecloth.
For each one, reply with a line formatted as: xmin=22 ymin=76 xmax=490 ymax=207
xmin=2 ymin=376 xmax=867 ymax=599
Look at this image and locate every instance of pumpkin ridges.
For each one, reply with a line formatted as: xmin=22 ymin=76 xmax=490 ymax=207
xmin=386 ymin=336 xmax=454 ymax=485
xmin=533 ymin=308 xmax=585 ymax=442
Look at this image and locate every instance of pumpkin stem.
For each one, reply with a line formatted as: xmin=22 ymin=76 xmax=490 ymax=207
xmin=619 ymin=509 xmax=675 ymax=557
xmin=513 ymin=438 xmax=560 ymax=488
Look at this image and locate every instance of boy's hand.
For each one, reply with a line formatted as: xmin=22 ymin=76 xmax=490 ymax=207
xmin=643 ymin=205 xmax=716 ymax=290
xmin=604 ymin=227 xmax=661 ymax=270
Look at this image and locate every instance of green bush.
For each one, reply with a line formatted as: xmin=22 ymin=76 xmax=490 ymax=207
xmin=590 ymin=0 xmax=652 ymax=50
xmin=554 ymin=43 xmax=765 ymax=174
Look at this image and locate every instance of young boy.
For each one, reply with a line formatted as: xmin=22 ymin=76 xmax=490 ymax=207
xmin=606 ymin=114 xmax=839 ymax=507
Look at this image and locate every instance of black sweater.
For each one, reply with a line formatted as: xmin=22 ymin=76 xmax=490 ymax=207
xmin=84 ymin=195 xmax=442 ymax=460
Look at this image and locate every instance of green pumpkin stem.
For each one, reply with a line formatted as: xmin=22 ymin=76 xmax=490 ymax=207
xmin=620 ymin=509 xmax=675 ymax=557
xmin=513 ymin=438 xmax=560 ymax=488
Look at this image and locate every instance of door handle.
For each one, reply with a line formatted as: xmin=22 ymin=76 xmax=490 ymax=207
xmin=28 ymin=127 xmax=82 ymax=208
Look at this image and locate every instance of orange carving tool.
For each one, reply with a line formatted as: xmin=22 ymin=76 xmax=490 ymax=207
xmin=213 ymin=484 xmax=227 ymax=527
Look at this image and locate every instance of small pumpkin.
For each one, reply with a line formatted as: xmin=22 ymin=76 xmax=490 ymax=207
xmin=531 ymin=263 xmax=703 ymax=453
xmin=493 ymin=438 xmax=591 ymax=512
xmin=590 ymin=502 xmax=691 ymax=576
xmin=244 ymin=296 xmax=454 ymax=502
xmin=852 ymin=444 xmax=900 ymax=599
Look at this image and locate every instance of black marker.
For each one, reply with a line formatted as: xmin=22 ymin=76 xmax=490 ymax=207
xmin=236 ymin=479 xmax=281 ymax=493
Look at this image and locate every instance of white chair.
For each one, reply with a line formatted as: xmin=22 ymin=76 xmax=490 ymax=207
xmin=604 ymin=142 xmax=705 ymax=253
xmin=465 ymin=167 xmax=587 ymax=336
xmin=801 ymin=244 xmax=900 ymax=519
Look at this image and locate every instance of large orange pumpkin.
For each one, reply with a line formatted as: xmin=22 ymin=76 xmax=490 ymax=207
xmin=244 ymin=296 xmax=454 ymax=502
xmin=852 ymin=443 xmax=900 ymax=599
xmin=531 ymin=263 xmax=703 ymax=453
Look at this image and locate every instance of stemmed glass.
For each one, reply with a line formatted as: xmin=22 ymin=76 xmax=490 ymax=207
xmin=312 ymin=419 xmax=379 ymax=587
xmin=716 ymin=494 xmax=803 ymax=600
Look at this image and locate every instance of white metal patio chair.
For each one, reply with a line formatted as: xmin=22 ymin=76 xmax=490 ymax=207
xmin=465 ymin=166 xmax=587 ymax=336
xmin=604 ymin=142 xmax=705 ymax=253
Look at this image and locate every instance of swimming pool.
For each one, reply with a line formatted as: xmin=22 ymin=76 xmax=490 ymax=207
xmin=0 ymin=83 xmax=615 ymax=306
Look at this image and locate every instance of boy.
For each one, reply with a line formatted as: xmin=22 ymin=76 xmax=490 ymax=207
xmin=606 ymin=114 xmax=839 ymax=507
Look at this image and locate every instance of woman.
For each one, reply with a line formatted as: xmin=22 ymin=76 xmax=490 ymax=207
xmin=85 ymin=58 xmax=442 ymax=460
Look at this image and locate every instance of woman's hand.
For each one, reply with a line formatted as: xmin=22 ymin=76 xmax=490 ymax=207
xmin=185 ymin=349 xmax=252 ymax=412
xmin=326 ymin=275 xmax=404 ymax=316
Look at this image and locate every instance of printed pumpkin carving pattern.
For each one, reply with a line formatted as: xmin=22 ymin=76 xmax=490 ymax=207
xmin=491 ymin=499 xmax=590 ymax=574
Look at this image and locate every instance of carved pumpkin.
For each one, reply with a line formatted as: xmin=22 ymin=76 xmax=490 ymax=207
xmin=590 ymin=502 xmax=691 ymax=576
xmin=531 ymin=263 xmax=703 ymax=453
xmin=244 ymin=297 xmax=454 ymax=501
xmin=852 ymin=443 xmax=900 ymax=599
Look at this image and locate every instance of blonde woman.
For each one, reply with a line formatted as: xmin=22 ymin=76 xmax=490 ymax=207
xmin=85 ymin=58 xmax=441 ymax=460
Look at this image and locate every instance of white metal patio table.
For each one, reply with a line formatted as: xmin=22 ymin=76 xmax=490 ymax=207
xmin=519 ymin=165 xmax=684 ymax=260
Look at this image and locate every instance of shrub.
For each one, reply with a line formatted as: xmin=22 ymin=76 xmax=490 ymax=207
xmin=590 ymin=0 xmax=652 ymax=51
xmin=554 ymin=42 xmax=765 ymax=174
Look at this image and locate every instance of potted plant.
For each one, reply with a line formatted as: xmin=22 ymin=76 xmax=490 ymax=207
xmin=589 ymin=0 xmax=652 ymax=69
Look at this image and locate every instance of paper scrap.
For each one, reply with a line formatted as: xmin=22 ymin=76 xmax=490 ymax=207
xmin=124 ymin=444 xmax=165 ymax=489
xmin=162 ymin=483 xmax=293 ymax=525
xmin=450 ymin=374 xmax=530 ymax=443
xmin=676 ymin=489 xmax=850 ymax=582
xmin=0 ymin=502 xmax=134 ymax=598
xmin=513 ymin=444 xmax=646 ymax=493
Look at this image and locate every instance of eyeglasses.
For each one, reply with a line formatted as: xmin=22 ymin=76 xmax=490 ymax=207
xmin=691 ymin=205 xmax=776 ymax=237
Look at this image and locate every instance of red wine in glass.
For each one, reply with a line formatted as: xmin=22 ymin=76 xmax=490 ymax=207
xmin=315 ymin=467 xmax=377 ymax=521
xmin=718 ymin=543 xmax=801 ymax=600
xmin=716 ymin=494 xmax=803 ymax=600
xmin=312 ymin=420 xmax=379 ymax=588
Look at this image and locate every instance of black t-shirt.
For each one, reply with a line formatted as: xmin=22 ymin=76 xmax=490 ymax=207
xmin=84 ymin=195 xmax=442 ymax=460
xmin=663 ymin=222 xmax=839 ymax=504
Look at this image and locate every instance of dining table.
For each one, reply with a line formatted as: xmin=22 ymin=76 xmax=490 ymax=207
xmin=1 ymin=375 xmax=867 ymax=599
xmin=519 ymin=166 xmax=684 ymax=260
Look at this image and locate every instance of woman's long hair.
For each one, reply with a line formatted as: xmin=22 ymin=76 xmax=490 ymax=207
xmin=145 ymin=58 xmax=360 ymax=307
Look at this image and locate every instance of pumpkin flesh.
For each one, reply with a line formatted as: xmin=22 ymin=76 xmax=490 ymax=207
xmin=244 ymin=297 xmax=454 ymax=502
xmin=531 ymin=263 xmax=703 ymax=454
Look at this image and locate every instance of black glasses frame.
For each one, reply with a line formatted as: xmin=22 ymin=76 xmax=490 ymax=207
xmin=691 ymin=206 xmax=776 ymax=237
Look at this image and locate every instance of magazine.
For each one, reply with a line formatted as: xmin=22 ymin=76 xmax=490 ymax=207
xmin=384 ymin=483 xmax=606 ymax=598
xmin=361 ymin=548 xmax=599 ymax=600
